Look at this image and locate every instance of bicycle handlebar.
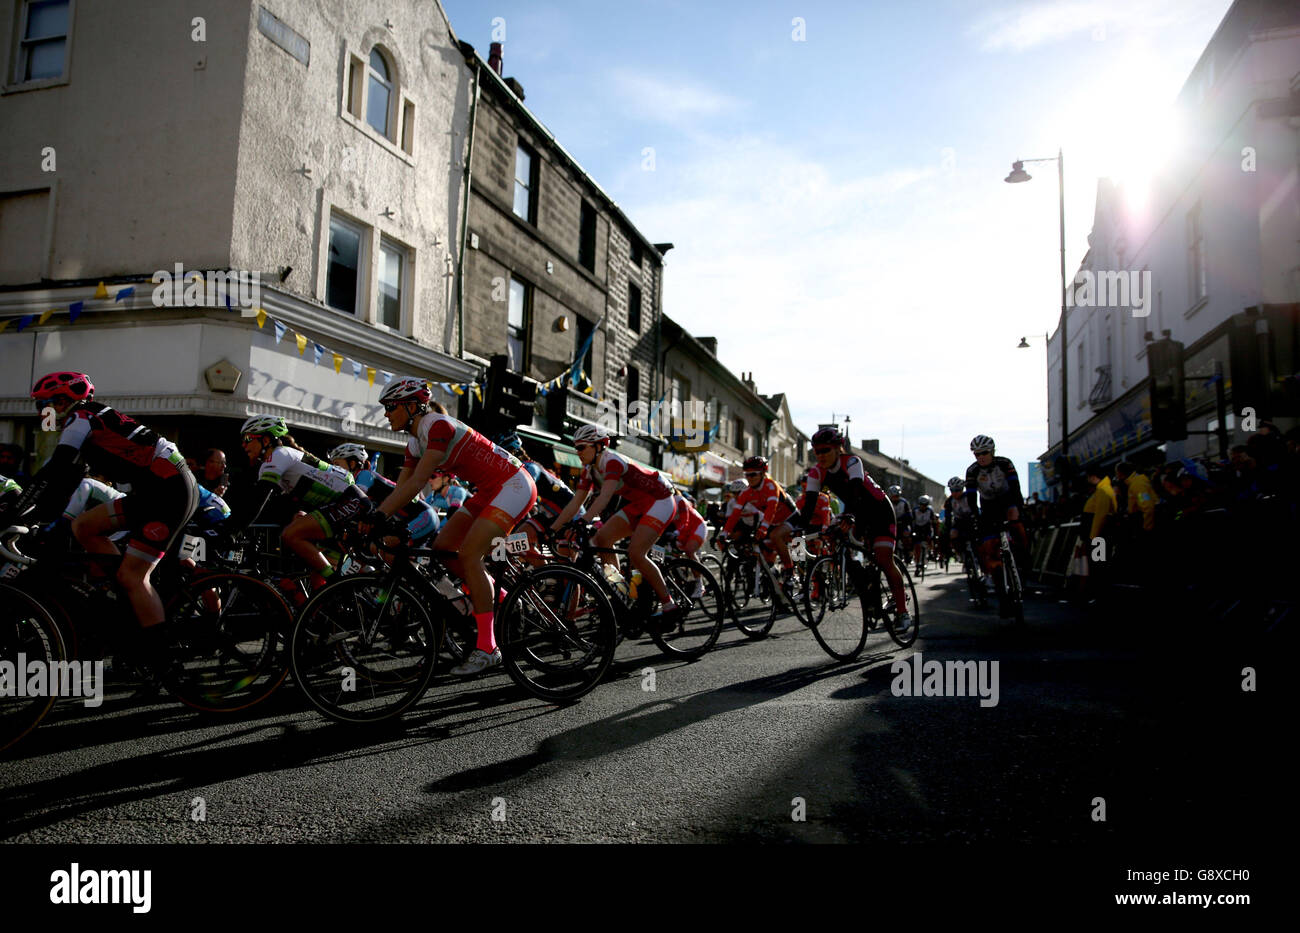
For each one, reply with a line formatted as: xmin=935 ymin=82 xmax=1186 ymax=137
xmin=0 ymin=525 xmax=33 ymax=566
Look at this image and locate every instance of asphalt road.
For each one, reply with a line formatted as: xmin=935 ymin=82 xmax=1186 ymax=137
xmin=1 ymin=563 xmax=1285 ymax=847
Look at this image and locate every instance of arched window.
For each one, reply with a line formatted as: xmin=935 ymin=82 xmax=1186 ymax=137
xmin=366 ymin=48 xmax=393 ymax=138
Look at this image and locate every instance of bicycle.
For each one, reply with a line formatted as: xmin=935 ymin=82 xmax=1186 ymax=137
xmin=553 ymin=523 xmax=724 ymax=660
xmin=289 ymin=525 xmax=617 ymax=723
xmin=987 ymin=524 xmax=1025 ymax=625
xmin=803 ymin=524 xmax=919 ymax=660
xmin=720 ymin=529 xmax=816 ymax=638
xmin=961 ymin=538 xmax=988 ymax=607
xmin=0 ymin=549 xmax=67 ymax=752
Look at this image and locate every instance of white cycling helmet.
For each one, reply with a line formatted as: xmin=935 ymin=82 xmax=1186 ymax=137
xmin=970 ymin=434 xmax=995 ymax=454
xmin=379 ymin=376 xmax=431 ymax=406
xmin=241 ymin=414 xmax=288 ymax=437
xmin=888 ymin=484 xmax=902 ymax=496
xmin=726 ymin=479 xmax=747 ymax=494
xmin=918 ymin=494 xmax=932 ymax=507
xmin=948 ymin=476 xmax=965 ymax=492
xmin=573 ymin=423 xmax=613 ymax=445
xmin=328 ymin=443 xmax=369 ymax=463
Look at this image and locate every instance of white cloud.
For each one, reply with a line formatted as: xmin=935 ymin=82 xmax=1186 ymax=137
xmin=970 ymin=0 xmax=1225 ymax=53
xmin=607 ymin=69 xmax=745 ymax=125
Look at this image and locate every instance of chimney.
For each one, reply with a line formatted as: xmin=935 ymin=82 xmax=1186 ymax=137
xmin=861 ymin=439 xmax=880 ymax=454
xmin=698 ymin=336 xmax=717 ymax=356
xmin=488 ymin=42 xmax=503 ymax=75
xmin=505 ymin=76 xmax=526 ymax=100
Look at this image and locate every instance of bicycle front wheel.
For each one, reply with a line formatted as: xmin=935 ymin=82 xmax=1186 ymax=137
xmin=0 ymin=583 xmax=66 ymax=753
xmin=497 ymin=564 xmax=617 ymax=702
xmin=807 ymin=557 xmax=868 ymax=660
xmin=290 ymin=574 xmax=441 ymax=724
xmin=651 ymin=558 xmax=724 ymax=659
xmin=727 ymin=558 xmax=773 ymax=640
xmin=883 ymin=558 xmax=920 ymax=647
xmin=163 ymin=572 xmax=292 ymax=712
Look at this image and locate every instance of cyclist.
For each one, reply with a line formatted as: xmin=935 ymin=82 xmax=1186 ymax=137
xmin=912 ymin=494 xmax=937 ymax=570
xmin=718 ymin=456 xmax=799 ymax=586
xmin=228 ymin=415 xmax=369 ymax=602
xmin=964 ymin=435 xmax=1027 ymax=593
xmin=4 ymin=372 xmax=199 ymax=639
xmin=366 ymin=377 xmax=537 ymax=675
xmin=495 ymin=431 xmax=582 ymax=561
xmin=424 ymin=469 xmax=469 ymax=519
xmin=714 ymin=478 xmax=755 ymax=547
xmin=666 ymin=491 xmax=708 ymax=563
xmin=328 ymin=443 xmax=438 ymax=544
xmin=795 ymin=473 xmax=833 ymax=556
xmin=888 ymin=484 xmax=913 ymax=554
xmin=798 ymin=427 xmax=911 ymax=632
xmin=549 ymin=423 xmax=679 ymax=626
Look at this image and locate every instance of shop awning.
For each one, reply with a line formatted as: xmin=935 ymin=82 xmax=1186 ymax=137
xmin=517 ymin=425 xmax=582 ymax=468
xmin=553 ymin=448 xmax=582 ymax=468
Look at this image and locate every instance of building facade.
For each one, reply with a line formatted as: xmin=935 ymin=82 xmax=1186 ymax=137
xmin=455 ymin=40 xmax=666 ymax=475
xmin=0 ymin=0 xmax=477 ymax=473
xmin=1042 ymin=0 xmax=1300 ymax=483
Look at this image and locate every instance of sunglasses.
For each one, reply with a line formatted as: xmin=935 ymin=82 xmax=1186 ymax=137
xmin=382 ymin=401 xmax=404 ymax=412
xmin=813 ymin=446 xmax=836 ymax=455
xmin=743 ymin=472 xmax=762 ymax=478
xmin=574 ymin=444 xmax=593 ymax=452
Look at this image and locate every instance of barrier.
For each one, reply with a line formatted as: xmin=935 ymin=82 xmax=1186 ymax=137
xmin=1028 ymin=521 xmax=1081 ymax=585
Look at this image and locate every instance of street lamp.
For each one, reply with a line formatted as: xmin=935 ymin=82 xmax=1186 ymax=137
xmin=1005 ymin=149 xmax=1069 ymax=469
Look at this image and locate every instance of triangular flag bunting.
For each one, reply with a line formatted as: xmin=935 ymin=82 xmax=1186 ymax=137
xmin=474 ymin=385 xmax=483 ymax=402
xmin=114 ymin=286 xmax=135 ymax=302
xmin=16 ymin=314 xmax=35 ymax=332
xmin=366 ymin=367 xmax=376 ymax=387
xmin=274 ymin=320 xmax=286 ymax=343
xmin=295 ymin=333 xmax=308 ymax=355
xmin=256 ymin=308 xmax=267 ymax=328
xmin=93 ymin=282 xmax=109 ymax=299
xmin=332 ymin=353 xmax=343 ymax=374
xmin=0 ymin=320 xmax=10 ymax=334
xmin=352 ymin=361 xmax=362 ymax=380
xmin=451 ymin=384 xmax=465 ymax=396
xmin=382 ymin=371 xmax=392 ymax=385
xmin=68 ymin=301 xmax=84 ymax=323
xmin=38 ymin=309 xmax=56 ymax=325
xmin=313 ymin=343 xmax=324 ymax=365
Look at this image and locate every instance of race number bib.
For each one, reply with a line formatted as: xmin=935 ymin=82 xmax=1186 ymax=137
xmin=789 ymin=537 xmax=808 ymax=561
xmin=504 ymin=532 xmax=531 ymax=554
xmin=650 ymin=545 xmax=666 ymax=562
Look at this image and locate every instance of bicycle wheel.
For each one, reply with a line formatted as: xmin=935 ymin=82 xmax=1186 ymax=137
xmin=497 ymin=564 xmax=617 ymax=702
xmin=0 ymin=584 xmax=66 ymax=753
xmin=290 ymin=573 xmax=441 ymax=724
xmin=162 ymin=572 xmax=292 ymax=712
xmin=807 ymin=557 xmax=868 ymax=660
xmin=882 ymin=558 xmax=920 ymax=647
xmin=1002 ymin=544 xmax=1026 ymax=626
xmin=698 ymin=552 xmax=724 ymax=586
xmin=728 ymin=559 xmax=773 ymax=639
xmin=651 ymin=558 xmax=724 ymax=659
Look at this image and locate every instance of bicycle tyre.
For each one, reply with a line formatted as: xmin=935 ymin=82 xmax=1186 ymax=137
xmin=163 ymin=572 xmax=292 ymax=712
xmin=497 ymin=563 xmax=617 ymax=702
xmin=884 ymin=558 xmax=920 ymax=647
xmin=728 ymin=559 xmax=773 ymax=639
xmin=0 ymin=583 xmax=66 ymax=753
xmin=290 ymin=573 xmax=442 ymax=724
xmin=808 ymin=557 xmax=868 ymax=660
xmin=651 ymin=558 xmax=724 ymax=659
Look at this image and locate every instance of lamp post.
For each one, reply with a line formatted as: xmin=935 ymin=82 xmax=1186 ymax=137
xmin=1006 ymin=150 xmax=1069 ymax=475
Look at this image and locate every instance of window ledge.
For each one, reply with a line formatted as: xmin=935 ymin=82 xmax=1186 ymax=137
xmin=340 ymin=110 xmax=414 ymax=166
xmin=2 ymin=75 xmax=69 ymax=95
xmin=1184 ymin=295 xmax=1208 ymax=319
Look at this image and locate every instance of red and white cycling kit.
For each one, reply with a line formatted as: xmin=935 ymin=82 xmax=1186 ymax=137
xmin=577 ymin=449 xmax=675 ymax=533
xmin=668 ymin=494 xmax=707 ymax=551
xmin=803 ymin=454 xmax=896 ymax=547
xmin=724 ymin=477 xmax=796 ymax=536
xmin=796 ymin=490 xmax=832 ymax=529
xmin=404 ymin=413 xmax=536 ymax=531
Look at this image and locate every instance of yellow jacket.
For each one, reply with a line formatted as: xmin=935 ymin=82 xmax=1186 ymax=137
xmin=1124 ymin=472 xmax=1159 ymax=531
xmin=1083 ymin=476 xmax=1118 ymax=540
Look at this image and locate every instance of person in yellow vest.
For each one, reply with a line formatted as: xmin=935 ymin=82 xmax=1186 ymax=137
xmin=1080 ymin=464 xmax=1118 ymax=604
xmin=1115 ymin=461 xmax=1158 ymax=532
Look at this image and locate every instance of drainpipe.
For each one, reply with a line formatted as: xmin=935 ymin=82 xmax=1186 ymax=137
xmin=456 ymin=59 xmax=481 ymax=359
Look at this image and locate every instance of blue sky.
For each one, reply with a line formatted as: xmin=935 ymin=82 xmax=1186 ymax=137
xmin=441 ymin=0 xmax=1233 ymax=485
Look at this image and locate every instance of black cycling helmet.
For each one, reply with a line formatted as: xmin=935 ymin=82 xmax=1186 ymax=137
xmin=811 ymin=427 xmax=842 ymax=448
xmin=742 ymin=455 xmax=768 ymax=473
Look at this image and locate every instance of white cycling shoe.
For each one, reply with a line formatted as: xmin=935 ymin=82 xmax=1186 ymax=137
xmin=893 ymin=612 xmax=912 ymax=634
xmin=450 ymin=648 xmax=502 ymax=676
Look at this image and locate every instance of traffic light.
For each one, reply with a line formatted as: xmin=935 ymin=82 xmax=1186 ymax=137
xmin=1146 ymin=336 xmax=1186 ymax=441
xmin=484 ymin=354 xmax=539 ymax=433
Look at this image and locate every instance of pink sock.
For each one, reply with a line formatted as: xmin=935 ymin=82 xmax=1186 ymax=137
xmin=474 ymin=611 xmax=496 ymax=653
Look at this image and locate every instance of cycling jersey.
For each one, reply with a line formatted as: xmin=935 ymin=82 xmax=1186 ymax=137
xmin=258 ymin=447 xmax=354 ymax=509
xmin=669 ymin=494 xmax=707 ymax=546
xmin=803 ymin=454 xmax=896 ymax=544
xmin=521 ymin=459 xmax=580 ymax=522
xmin=356 ymin=468 xmax=438 ymax=540
xmin=62 ymin=477 xmax=124 ymax=520
xmin=795 ymin=491 xmax=832 ymax=528
xmin=425 ymin=483 xmax=470 ymax=512
xmin=943 ymin=493 xmax=975 ymax=531
xmin=965 ymin=456 xmax=1024 ymax=520
xmin=577 ymin=449 xmax=673 ymax=509
xmin=912 ymin=505 xmax=936 ymax=535
xmin=404 ymin=413 xmax=525 ymax=490
xmin=724 ymin=477 xmax=796 ymax=534
xmin=892 ymin=497 xmax=913 ymax=527
xmin=55 ymin=401 xmax=186 ymax=487
xmin=0 ymin=474 xmax=20 ymax=501
xmin=724 ymin=497 xmax=759 ymax=530
xmin=194 ymin=485 xmax=232 ymax=528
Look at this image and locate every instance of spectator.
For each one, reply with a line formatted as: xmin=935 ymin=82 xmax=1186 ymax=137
xmin=1115 ymin=461 xmax=1158 ymax=533
xmin=198 ymin=448 xmax=230 ymax=497
xmin=0 ymin=443 xmax=27 ymax=482
xmin=1079 ymin=463 xmax=1117 ymax=603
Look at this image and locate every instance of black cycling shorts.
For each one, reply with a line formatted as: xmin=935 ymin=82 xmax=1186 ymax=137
xmin=117 ymin=471 xmax=200 ymax=562
xmin=311 ymin=486 xmax=373 ymax=537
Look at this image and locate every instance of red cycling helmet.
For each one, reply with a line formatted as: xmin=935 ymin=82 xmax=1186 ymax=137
xmin=742 ymin=455 xmax=768 ymax=473
xmin=32 ymin=371 xmax=95 ymax=402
